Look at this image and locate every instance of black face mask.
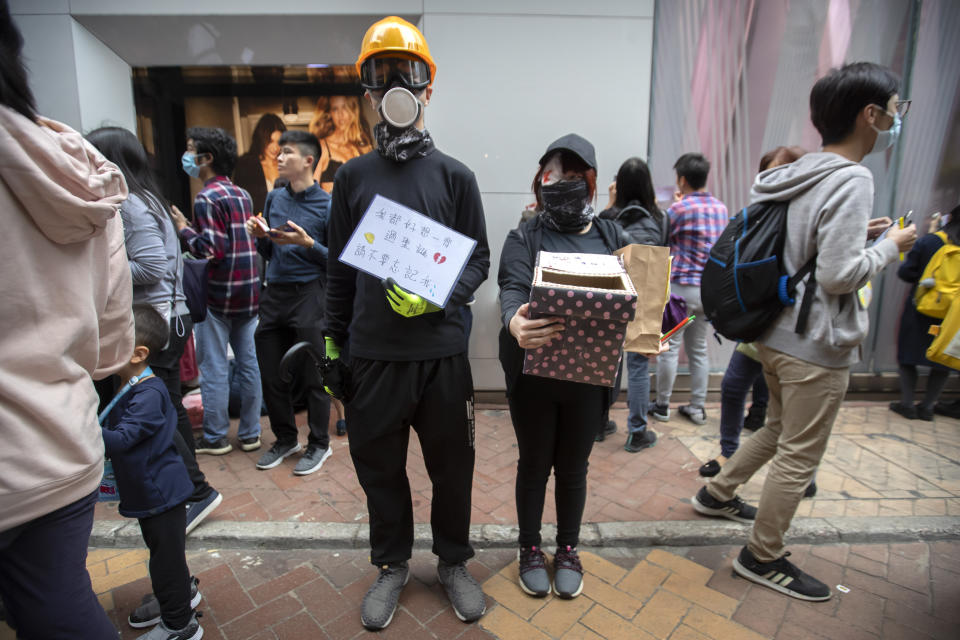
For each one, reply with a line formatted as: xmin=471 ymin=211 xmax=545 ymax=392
xmin=373 ymin=122 xmax=435 ymax=163
xmin=540 ymin=180 xmax=592 ymax=232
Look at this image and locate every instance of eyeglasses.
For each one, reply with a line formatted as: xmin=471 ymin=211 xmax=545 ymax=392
xmin=874 ymin=100 xmax=911 ymax=118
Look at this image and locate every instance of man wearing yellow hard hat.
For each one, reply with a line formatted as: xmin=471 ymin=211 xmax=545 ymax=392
xmin=323 ymin=16 xmax=490 ymax=631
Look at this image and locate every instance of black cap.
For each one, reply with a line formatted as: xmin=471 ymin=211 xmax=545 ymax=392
xmin=538 ymin=133 xmax=597 ymax=170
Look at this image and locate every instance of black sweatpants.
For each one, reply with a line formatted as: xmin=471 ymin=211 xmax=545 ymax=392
xmin=0 ymin=490 xmax=117 ymax=639
xmin=151 ymin=313 xmax=214 ymax=503
xmin=138 ymin=503 xmax=191 ymax=629
xmin=346 ymin=354 xmax=476 ymax=566
xmin=508 ymin=374 xmax=606 ymax=549
xmin=255 ymin=280 xmax=330 ymax=448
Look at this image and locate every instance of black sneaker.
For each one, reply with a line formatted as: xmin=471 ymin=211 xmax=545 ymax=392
xmin=732 ymin=546 xmax=831 ymax=601
xmin=134 ymin=611 xmax=202 ymax=639
xmin=128 ymin=577 xmax=201 ymax=628
xmin=185 ymin=490 xmax=222 ymax=535
xmin=437 ymin=560 xmax=486 ymax=622
xmin=803 ymin=481 xmax=817 ymax=499
xmin=194 ymin=436 xmax=232 ymax=455
xmin=889 ymin=401 xmax=917 ymax=420
xmin=698 ymin=459 xmax=721 ymax=477
xmin=743 ymin=405 xmax=766 ymax=431
xmin=624 ymin=430 xmax=657 ymax=453
xmin=648 ymin=403 xmax=670 ymax=422
xmin=552 ymin=546 xmax=583 ymax=599
xmin=595 ymin=420 xmax=617 ymax=442
xmin=915 ymin=404 xmax=934 ymax=421
xmin=239 ymin=436 xmax=261 ymax=451
xmin=934 ymin=400 xmax=960 ymax=419
xmin=336 ymin=419 xmax=347 ymax=436
xmin=255 ymin=441 xmax=302 ymax=470
xmin=361 ymin=562 xmax=409 ymax=630
xmin=691 ymin=486 xmax=756 ymax=523
xmin=517 ymin=546 xmax=550 ymax=597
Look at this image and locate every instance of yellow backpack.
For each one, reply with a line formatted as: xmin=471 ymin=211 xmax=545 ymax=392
xmin=914 ymin=231 xmax=960 ymax=319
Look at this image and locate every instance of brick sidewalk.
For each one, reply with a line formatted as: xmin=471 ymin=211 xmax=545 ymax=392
xmin=92 ymin=401 xmax=960 ymax=528
xmin=4 ymin=541 xmax=952 ymax=639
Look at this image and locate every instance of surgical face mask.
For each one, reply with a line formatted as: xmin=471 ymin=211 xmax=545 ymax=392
xmin=181 ymin=152 xmax=202 ymax=178
xmin=869 ymin=108 xmax=901 ymax=154
xmin=371 ymin=86 xmax=424 ymax=130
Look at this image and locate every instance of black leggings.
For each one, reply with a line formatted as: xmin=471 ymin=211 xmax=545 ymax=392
xmin=899 ymin=364 xmax=950 ymax=409
xmin=508 ymin=375 xmax=605 ymax=549
xmin=139 ymin=504 xmax=191 ymax=629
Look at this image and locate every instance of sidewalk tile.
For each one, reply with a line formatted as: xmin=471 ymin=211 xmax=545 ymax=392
xmin=270 ymin=611 xmax=327 ymax=640
xmin=645 ymin=549 xmax=713 ymax=584
xmin=661 ymin=573 xmax=737 ymax=617
xmin=580 ymin=605 xmax=656 ymax=640
xmin=834 ymin=589 xmax=885 ymax=635
xmin=530 ymin=595 xmax=594 ymax=637
xmin=579 ymin=551 xmax=628 ymax=585
xmin=633 ymin=589 xmax=690 ymax=637
xmin=480 ymin=604 xmax=551 ymax=640
xmin=668 ymin=626 xmax=712 ymax=640
xmin=248 ymin=565 xmax=317 ymax=605
xmin=731 ymin=583 xmax=789 ymax=637
xmin=484 ymin=573 xmax=551 ymax=619
xmin=219 ymin=593 xmax=301 ymax=640
xmin=294 ymin=577 xmax=349 ymax=622
xmin=581 ymin=573 xmax=643 ymax=618
xmin=617 ymin=560 xmax=670 ymax=601
xmin=682 ymin=605 xmax=768 ymax=640
xmin=559 ymin=623 xmax=605 ymax=640
xmin=91 ymin=562 xmax=149 ymax=594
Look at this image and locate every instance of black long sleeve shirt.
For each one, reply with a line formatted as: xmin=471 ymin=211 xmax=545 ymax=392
xmin=324 ymin=148 xmax=490 ymax=360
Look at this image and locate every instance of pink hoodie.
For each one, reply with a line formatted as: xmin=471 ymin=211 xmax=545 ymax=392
xmin=0 ymin=105 xmax=134 ymax=532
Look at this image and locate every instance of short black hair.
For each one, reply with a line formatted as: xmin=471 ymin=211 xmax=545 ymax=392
xmin=0 ymin=0 xmax=38 ymax=121
xmin=674 ymin=153 xmax=710 ymax=190
xmin=279 ymin=130 xmax=321 ymax=171
xmin=186 ymin=127 xmax=238 ymax=176
xmin=133 ymin=304 xmax=169 ymax=359
xmin=810 ymin=62 xmax=900 ymax=145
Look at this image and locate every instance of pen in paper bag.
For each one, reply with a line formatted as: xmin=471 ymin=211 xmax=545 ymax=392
xmin=661 ymin=315 xmax=695 ymax=343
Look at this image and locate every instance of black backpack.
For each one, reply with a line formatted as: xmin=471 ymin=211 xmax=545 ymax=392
xmin=700 ymin=201 xmax=817 ymax=342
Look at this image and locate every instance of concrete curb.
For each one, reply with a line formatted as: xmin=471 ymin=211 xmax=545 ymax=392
xmin=90 ymin=516 xmax=960 ymax=550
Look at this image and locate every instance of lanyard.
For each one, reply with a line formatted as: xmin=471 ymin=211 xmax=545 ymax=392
xmin=98 ymin=367 xmax=153 ymax=426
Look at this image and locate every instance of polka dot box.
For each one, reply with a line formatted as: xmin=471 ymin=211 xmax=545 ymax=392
xmin=524 ymin=251 xmax=638 ymax=387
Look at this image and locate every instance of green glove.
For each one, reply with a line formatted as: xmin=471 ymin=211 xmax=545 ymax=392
xmin=383 ymin=278 xmax=440 ymax=317
xmin=324 ymin=336 xmax=341 ymax=360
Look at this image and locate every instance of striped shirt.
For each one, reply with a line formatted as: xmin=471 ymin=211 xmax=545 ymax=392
xmin=667 ymin=191 xmax=728 ymax=286
xmin=178 ymin=176 xmax=260 ymax=316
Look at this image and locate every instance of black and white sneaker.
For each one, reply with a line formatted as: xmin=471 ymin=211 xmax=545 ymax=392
xmin=128 ymin=577 xmax=202 ymax=628
xmin=648 ymin=403 xmax=670 ymax=422
xmin=691 ymin=486 xmax=756 ymax=523
xmin=732 ymin=546 xmax=831 ymax=601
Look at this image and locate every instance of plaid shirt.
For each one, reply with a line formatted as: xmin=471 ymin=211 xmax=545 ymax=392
xmin=178 ymin=176 xmax=259 ymax=316
xmin=667 ymin=191 xmax=728 ymax=286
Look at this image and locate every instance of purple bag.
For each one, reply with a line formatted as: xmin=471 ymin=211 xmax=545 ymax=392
xmin=662 ymin=293 xmax=688 ymax=334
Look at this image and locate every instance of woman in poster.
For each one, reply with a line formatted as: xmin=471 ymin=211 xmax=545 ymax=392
xmin=233 ymin=113 xmax=286 ymax=214
xmin=309 ymin=95 xmax=373 ymax=193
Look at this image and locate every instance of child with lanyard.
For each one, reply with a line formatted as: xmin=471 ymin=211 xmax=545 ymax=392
xmin=100 ymin=305 xmax=203 ymax=640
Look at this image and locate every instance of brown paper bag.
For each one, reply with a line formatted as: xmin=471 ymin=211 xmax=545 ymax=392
xmin=614 ymin=244 xmax=671 ymax=354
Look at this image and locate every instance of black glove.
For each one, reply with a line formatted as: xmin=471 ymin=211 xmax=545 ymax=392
xmin=279 ymin=340 xmax=352 ymax=403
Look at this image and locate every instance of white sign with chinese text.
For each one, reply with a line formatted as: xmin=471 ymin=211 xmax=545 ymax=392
xmin=338 ymin=194 xmax=478 ymax=307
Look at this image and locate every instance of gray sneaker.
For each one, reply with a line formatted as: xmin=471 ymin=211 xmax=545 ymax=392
xmin=678 ymin=404 xmax=707 ymax=425
xmin=255 ymin=441 xmax=302 ymax=470
xmin=361 ymin=562 xmax=409 ymax=630
xmin=128 ymin=577 xmax=201 ymax=628
xmin=553 ymin=546 xmax=584 ymax=598
xmin=293 ymin=445 xmax=332 ymax=476
xmin=134 ymin=611 xmax=202 ymax=640
xmin=438 ymin=560 xmax=486 ymax=622
xmin=517 ymin=546 xmax=550 ymax=597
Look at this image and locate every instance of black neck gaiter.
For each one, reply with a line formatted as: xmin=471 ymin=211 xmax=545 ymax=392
xmin=540 ymin=180 xmax=593 ymax=232
xmin=374 ymin=122 xmax=436 ymax=163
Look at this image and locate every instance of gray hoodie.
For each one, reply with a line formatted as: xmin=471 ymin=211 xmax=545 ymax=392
xmin=751 ymin=152 xmax=899 ymax=368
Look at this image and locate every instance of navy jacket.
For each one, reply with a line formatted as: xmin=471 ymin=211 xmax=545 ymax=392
xmin=256 ymin=182 xmax=331 ymax=284
xmin=101 ymin=377 xmax=192 ymax=518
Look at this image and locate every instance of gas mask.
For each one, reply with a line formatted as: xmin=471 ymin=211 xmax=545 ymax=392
xmin=361 ymin=56 xmax=431 ymax=130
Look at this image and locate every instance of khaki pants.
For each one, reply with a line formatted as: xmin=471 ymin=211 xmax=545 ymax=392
xmin=708 ymin=344 xmax=849 ymax=562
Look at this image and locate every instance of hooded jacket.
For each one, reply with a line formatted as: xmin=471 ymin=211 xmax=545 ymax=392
xmin=751 ymin=152 xmax=899 ymax=368
xmin=0 ymin=106 xmax=134 ymax=532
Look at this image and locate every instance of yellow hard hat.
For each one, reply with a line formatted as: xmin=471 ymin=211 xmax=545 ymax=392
xmin=356 ymin=16 xmax=436 ymax=86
